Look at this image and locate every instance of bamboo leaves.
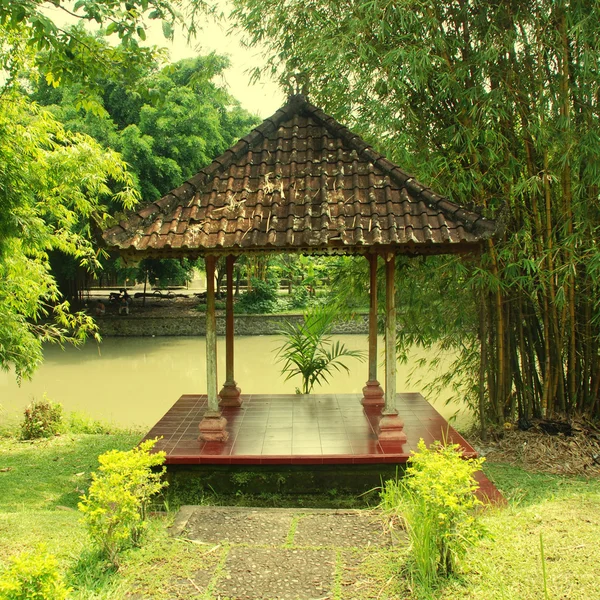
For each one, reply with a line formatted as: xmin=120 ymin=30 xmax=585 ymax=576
xmin=233 ymin=0 xmax=600 ymax=421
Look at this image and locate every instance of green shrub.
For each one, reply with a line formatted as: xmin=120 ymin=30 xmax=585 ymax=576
xmin=195 ymin=300 xmax=226 ymax=312
xmin=287 ymin=285 xmax=309 ymax=309
xmin=275 ymin=305 xmax=364 ymax=393
xmin=235 ymin=278 xmax=280 ymax=313
xmin=20 ymin=397 xmax=63 ymax=440
xmin=380 ymin=439 xmax=486 ymax=591
xmin=66 ymin=411 xmax=113 ymax=434
xmin=78 ymin=438 xmax=167 ymax=566
xmin=0 ymin=547 xmax=70 ymax=600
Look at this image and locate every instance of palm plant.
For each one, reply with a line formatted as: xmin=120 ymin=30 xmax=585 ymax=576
xmin=276 ymin=305 xmax=365 ymax=394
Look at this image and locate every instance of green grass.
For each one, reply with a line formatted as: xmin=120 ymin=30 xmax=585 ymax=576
xmin=0 ymin=431 xmax=599 ymax=599
xmin=0 ymin=433 xmax=140 ymax=511
xmin=484 ymin=462 xmax=600 ymax=505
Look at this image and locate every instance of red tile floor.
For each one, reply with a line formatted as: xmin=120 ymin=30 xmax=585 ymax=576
xmin=144 ymin=393 xmax=503 ymax=503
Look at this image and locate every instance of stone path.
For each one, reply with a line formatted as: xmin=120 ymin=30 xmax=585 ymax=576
xmin=167 ymin=506 xmax=403 ymax=600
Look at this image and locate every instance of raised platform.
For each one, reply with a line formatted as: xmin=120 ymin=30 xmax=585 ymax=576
xmin=145 ymin=393 xmax=477 ymax=464
xmin=144 ymin=393 xmax=502 ymax=503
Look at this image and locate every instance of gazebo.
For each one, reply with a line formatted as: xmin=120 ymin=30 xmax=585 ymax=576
xmin=103 ymin=94 xmax=495 ymax=454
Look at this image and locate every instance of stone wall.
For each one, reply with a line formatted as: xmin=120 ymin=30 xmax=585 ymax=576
xmin=97 ymin=313 xmax=369 ymax=337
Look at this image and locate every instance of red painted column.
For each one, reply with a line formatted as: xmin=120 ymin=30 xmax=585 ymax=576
xmin=219 ymin=255 xmax=242 ymax=406
xmin=362 ymin=253 xmax=384 ymax=405
xmin=199 ymin=255 xmax=228 ymax=442
xmin=378 ymin=253 xmax=407 ymax=443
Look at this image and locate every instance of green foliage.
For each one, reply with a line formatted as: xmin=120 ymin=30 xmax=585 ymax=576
xmin=380 ymin=440 xmax=486 ymax=591
xmin=0 ymin=90 xmax=138 ymax=381
xmin=78 ymin=439 xmax=167 ymax=566
xmin=0 ymin=546 xmax=70 ymax=600
xmin=287 ymin=285 xmax=310 ymax=309
xmin=0 ymin=1 xmax=180 ymax=97
xmin=33 ymin=54 xmax=258 ymax=297
xmin=66 ymin=412 xmax=114 ymax=435
xmin=232 ymin=0 xmax=600 ymax=424
xmin=235 ymin=278 xmax=280 ymax=314
xmin=20 ymin=397 xmax=63 ymax=440
xmin=276 ymin=305 xmax=364 ymax=393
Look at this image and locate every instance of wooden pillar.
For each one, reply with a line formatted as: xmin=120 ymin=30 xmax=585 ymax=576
xmin=362 ymin=253 xmax=384 ymax=405
xmin=199 ymin=255 xmax=228 ymax=441
xmin=219 ymin=255 xmax=242 ymax=406
xmin=378 ymin=253 xmax=406 ymax=442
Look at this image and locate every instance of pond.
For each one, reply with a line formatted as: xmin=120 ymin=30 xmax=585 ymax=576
xmin=0 ymin=335 xmax=471 ymax=429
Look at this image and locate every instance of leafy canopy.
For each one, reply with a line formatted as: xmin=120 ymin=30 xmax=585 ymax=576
xmin=0 ymin=88 xmax=138 ymax=381
xmin=232 ymin=0 xmax=600 ymax=423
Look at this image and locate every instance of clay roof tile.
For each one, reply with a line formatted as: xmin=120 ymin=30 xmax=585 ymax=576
xmin=103 ymin=95 xmax=496 ymax=257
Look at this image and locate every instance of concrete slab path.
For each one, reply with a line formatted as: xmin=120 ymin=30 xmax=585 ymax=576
xmin=166 ymin=506 xmax=404 ymax=600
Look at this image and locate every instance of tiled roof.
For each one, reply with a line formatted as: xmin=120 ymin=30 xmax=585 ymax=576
xmin=103 ymin=95 xmax=495 ymax=257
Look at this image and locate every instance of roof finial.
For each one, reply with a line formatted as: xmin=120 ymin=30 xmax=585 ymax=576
xmin=285 ymin=71 xmax=310 ymax=100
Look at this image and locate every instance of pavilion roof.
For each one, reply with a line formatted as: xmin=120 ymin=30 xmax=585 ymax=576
xmin=102 ymin=95 xmax=495 ymax=257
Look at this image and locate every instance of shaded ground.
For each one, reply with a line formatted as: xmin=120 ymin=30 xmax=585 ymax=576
xmin=164 ymin=506 xmax=402 ymax=600
xmin=475 ymin=420 xmax=600 ymax=477
xmin=89 ymin=294 xmax=202 ymax=318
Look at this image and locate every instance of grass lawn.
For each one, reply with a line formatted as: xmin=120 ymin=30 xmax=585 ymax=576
xmin=0 ymin=432 xmax=599 ymax=599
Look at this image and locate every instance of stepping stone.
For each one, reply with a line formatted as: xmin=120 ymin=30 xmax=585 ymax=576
xmin=293 ymin=511 xmax=391 ymax=548
xmin=216 ymin=547 xmax=335 ymax=600
xmin=182 ymin=507 xmax=293 ymax=545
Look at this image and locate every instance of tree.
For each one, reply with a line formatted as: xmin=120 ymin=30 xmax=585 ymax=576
xmin=0 ymin=0 xmax=226 ymax=380
xmin=232 ymin=0 xmax=600 ymax=423
xmin=0 ymin=90 xmax=138 ymax=381
xmin=31 ymin=51 xmax=259 ymax=298
xmin=0 ymin=0 xmax=181 ymax=96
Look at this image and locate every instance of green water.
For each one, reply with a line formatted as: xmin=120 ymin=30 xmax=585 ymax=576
xmin=0 ymin=335 xmax=470 ymax=428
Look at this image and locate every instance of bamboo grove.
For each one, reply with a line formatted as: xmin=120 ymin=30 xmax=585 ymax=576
xmin=232 ymin=0 xmax=600 ymax=424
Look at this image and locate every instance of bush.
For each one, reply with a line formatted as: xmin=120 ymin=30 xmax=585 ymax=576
xmin=287 ymin=285 xmax=309 ymax=309
xmin=276 ymin=305 xmax=364 ymax=393
xmin=235 ymin=278 xmax=280 ymax=314
xmin=380 ymin=439 xmax=486 ymax=591
xmin=66 ymin=412 xmax=113 ymax=435
xmin=20 ymin=397 xmax=63 ymax=440
xmin=0 ymin=547 xmax=70 ymax=600
xmin=78 ymin=438 xmax=167 ymax=566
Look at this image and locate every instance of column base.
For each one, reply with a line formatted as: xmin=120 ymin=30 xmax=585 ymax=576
xmin=198 ymin=412 xmax=229 ymax=442
xmin=361 ymin=380 xmax=384 ymax=406
xmin=219 ymin=382 xmax=242 ymax=407
xmin=378 ymin=412 xmax=407 ymax=443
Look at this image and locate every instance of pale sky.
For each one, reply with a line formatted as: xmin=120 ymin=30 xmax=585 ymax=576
xmin=43 ymin=0 xmax=285 ymax=118
xmin=145 ymin=2 xmax=285 ymax=118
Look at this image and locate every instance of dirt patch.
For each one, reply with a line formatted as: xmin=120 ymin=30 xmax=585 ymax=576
xmin=168 ymin=567 xmax=215 ymax=599
xmin=183 ymin=507 xmax=293 ymax=545
xmin=216 ymin=547 xmax=335 ymax=600
xmin=294 ymin=511 xmax=390 ymax=548
xmin=476 ymin=421 xmax=600 ymax=477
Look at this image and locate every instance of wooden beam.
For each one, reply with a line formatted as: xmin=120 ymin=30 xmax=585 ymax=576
xmin=378 ymin=253 xmax=406 ymax=443
xmin=362 ymin=253 xmax=384 ymax=405
xmin=199 ymin=255 xmax=228 ymax=441
xmin=219 ymin=255 xmax=242 ymax=406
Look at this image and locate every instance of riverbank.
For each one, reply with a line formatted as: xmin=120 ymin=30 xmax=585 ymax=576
xmin=0 ymin=430 xmax=599 ymax=599
xmin=88 ymin=295 xmax=369 ymax=337
xmin=97 ymin=311 xmax=368 ymax=337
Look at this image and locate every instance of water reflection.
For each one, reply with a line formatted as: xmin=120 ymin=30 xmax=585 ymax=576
xmin=0 ymin=336 xmax=470 ymax=428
